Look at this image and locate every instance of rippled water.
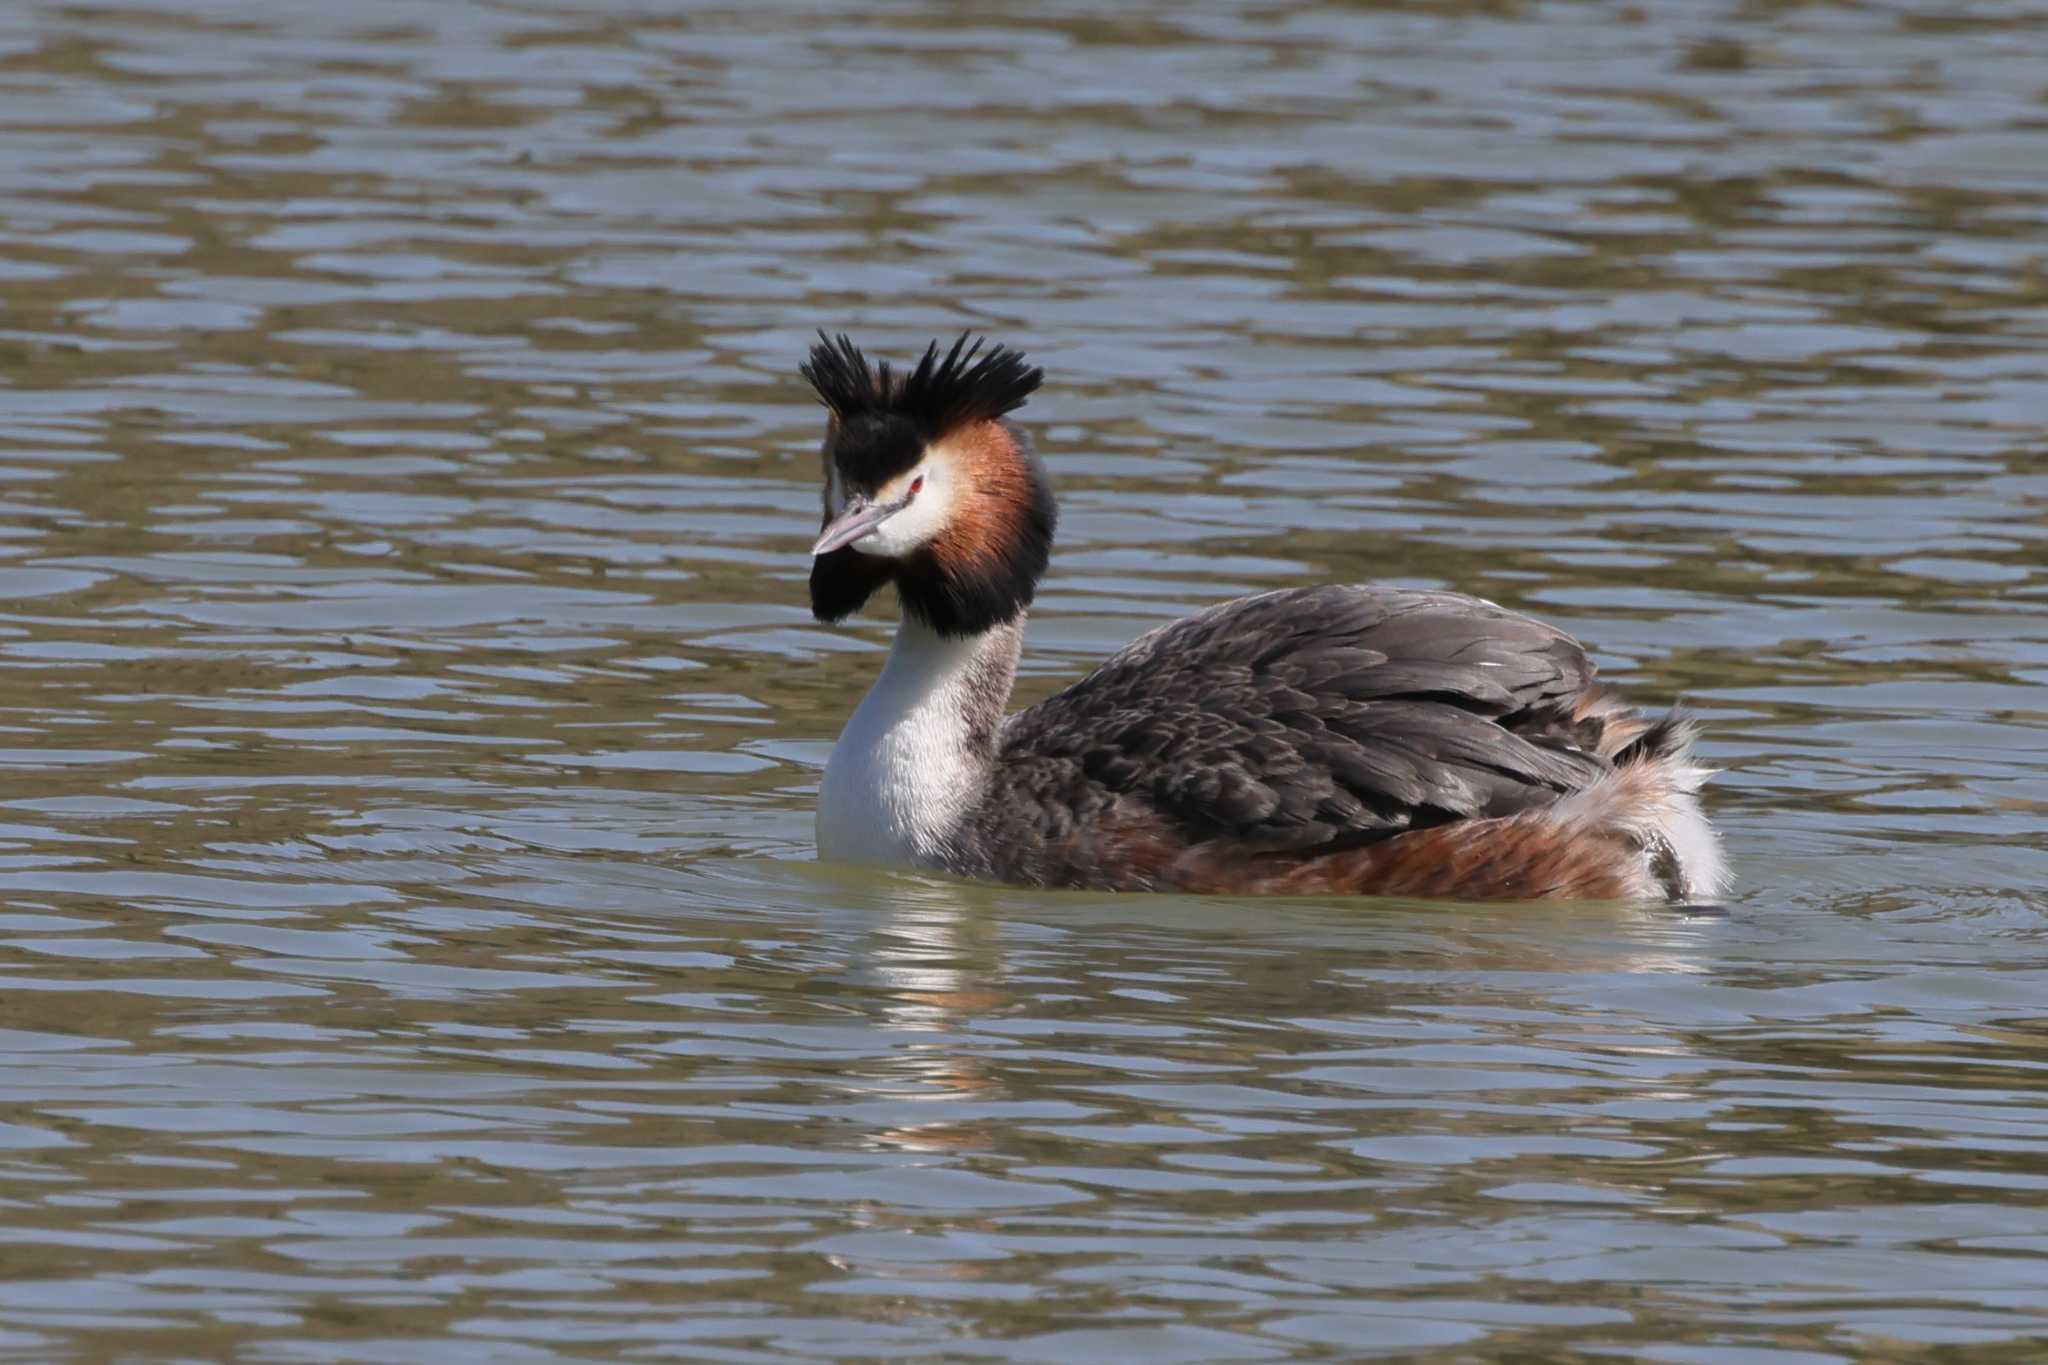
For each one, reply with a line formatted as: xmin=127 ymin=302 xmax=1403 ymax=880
xmin=0 ymin=0 xmax=2044 ymax=1358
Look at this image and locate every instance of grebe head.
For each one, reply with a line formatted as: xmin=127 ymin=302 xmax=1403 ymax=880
xmin=800 ymin=332 xmax=1056 ymax=637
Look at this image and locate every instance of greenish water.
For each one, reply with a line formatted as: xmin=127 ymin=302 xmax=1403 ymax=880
xmin=0 ymin=0 xmax=2043 ymax=1359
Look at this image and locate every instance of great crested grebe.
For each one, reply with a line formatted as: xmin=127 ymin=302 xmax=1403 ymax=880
xmin=799 ymin=333 xmax=1728 ymax=902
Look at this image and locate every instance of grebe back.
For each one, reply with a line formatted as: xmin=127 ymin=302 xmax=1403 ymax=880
xmin=800 ymin=333 xmax=1727 ymax=902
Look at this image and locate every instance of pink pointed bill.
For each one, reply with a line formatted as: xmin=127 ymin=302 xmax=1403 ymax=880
xmin=811 ymin=498 xmax=896 ymax=556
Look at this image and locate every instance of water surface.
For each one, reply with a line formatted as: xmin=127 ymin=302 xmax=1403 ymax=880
xmin=0 ymin=0 xmax=2045 ymax=1359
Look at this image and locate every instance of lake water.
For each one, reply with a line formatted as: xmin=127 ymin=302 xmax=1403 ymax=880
xmin=0 ymin=0 xmax=2044 ymax=1359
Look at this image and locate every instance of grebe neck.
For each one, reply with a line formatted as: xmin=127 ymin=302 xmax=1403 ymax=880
xmin=816 ymin=614 xmax=1021 ymax=869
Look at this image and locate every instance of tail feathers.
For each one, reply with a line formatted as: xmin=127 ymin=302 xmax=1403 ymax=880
xmin=1614 ymin=705 xmax=1711 ymax=781
xmin=1515 ymin=685 xmax=1653 ymax=761
xmin=1555 ymin=704 xmax=1729 ymax=902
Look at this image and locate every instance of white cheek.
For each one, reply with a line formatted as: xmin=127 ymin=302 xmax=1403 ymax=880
xmin=856 ymin=492 xmax=947 ymax=557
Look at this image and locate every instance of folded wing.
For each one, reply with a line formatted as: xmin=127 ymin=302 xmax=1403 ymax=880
xmin=988 ymin=586 xmax=1615 ymax=853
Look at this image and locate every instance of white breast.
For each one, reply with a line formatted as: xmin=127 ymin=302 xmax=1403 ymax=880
xmin=815 ymin=619 xmax=1012 ymax=870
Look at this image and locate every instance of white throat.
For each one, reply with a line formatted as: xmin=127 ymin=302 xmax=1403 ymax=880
xmin=816 ymin=616 xmax=1021 ymax=871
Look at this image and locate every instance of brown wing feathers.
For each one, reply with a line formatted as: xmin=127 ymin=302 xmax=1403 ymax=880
xmin=979 ymin=587 xmax=1622 ymax=867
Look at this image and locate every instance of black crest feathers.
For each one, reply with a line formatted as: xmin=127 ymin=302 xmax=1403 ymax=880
xmin=801 ymin=332 xmax=1043 ymax=438
xmin=802 ymin=332 xmax=1056 ymax=637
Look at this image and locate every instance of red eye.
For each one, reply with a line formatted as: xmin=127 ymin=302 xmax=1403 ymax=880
xmin=909 ymin=475 xmax=925 ymax=497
